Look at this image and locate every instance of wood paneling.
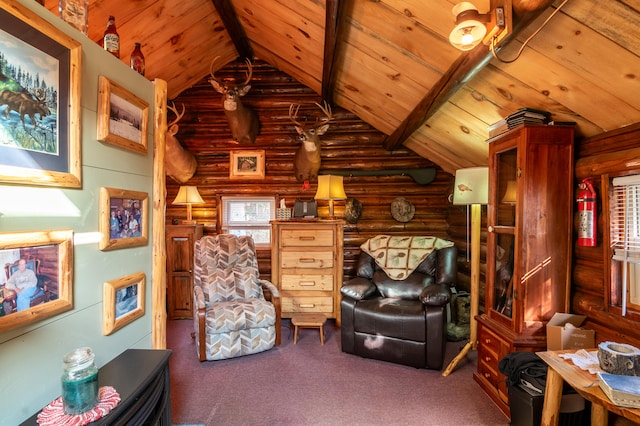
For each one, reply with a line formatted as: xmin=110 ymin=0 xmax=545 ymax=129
xmin=166 ymin=61 xmax=457 ymax=284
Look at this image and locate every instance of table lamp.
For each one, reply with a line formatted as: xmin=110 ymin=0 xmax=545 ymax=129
xmin=443 ymin=166 xmax=488 ymax=376
xmin=314 ymin=175 xmax=347 ymax=219
xmin=172 ymin=186 xmax=204 ymax=224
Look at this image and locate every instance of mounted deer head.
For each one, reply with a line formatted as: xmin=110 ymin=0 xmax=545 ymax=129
xmin=165 ymin=102 xmax=197 ymax=183
xmin=209 ymin=57 xmax=259 ymax=144
xmin=289 ymin=101 xmax=332 ymax=183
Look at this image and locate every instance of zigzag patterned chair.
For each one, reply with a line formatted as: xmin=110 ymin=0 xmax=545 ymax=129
xmin=193 ymin=234 xmax=281 ymax=361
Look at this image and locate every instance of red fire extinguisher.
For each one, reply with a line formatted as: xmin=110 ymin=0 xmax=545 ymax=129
xmin=577 ymin=177 xmax=597 ymax=247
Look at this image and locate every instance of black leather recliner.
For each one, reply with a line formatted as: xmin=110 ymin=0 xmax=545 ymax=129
xmin=340 ymin=245 xmax=457 ymax=369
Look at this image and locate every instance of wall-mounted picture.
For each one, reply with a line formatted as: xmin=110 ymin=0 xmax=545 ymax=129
xmin=229 ymin=150 xmax=265 ymax=179
xmin=0 ymin=229 xmax=73 ymax=333
xmin=0 ymin=1 xmax=82 ymax=188
xmin=99 ymin=187 xmax=149 ymax=251
xmin=97 ymin=75 xmax=149 ymax=154
xmin=103 ymin=271 xmax=145 ymax=335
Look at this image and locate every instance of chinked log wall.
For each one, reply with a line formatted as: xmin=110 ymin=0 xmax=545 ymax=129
xmin=165 ymin=60 xmax=475 ymax=289
xmin=574 ymin=122 xmax=640 ymax=347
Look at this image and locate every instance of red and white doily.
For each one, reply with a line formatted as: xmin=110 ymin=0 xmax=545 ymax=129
xmin=37 ymin=386 xmax=121 ymax=426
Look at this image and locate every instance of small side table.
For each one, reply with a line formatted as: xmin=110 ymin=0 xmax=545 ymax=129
xmin=292 ymin=314 xmax=326 ymax=345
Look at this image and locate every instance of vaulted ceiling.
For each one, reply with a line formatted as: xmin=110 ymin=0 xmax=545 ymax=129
xmin=45 ymin=0 xmax=640 ymax=174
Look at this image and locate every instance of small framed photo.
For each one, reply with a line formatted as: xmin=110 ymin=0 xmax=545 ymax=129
xmin=97 ymin=75 xmax=149 ymax=154
xmin=0 ymin=229 xmax=73 ymax=333
xmin=99 ymin=187 xmax=149 ymax=251
xmin=0 ymin=1 xmax=82 ymax=188
xmin=103 ymin=271 xmax=145 ymax=335
xmin=229 ymin=150 xmax=265 ymax=180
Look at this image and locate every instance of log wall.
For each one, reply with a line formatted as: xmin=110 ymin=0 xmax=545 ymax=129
xmin=166 ymin=60 xmax=471 ymax=287
xmin=574 ymin=122 xmax=640 ymax=347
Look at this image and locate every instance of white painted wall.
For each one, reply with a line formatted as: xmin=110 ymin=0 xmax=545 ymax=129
xmin=0 ymin=2 xmax=156 ymax=424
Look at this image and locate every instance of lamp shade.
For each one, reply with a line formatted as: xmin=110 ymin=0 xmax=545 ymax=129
xmin=449 ymin=2 xmax=487 ymax=51
xmin=172 ymin=186 xmax=205 ymax=205
xmin=314 ymin=175 xmax=347 ymax=200
xmin=501 ymin=180 xmax=517 ymax=204
xmin=453 ymin=167 xmax=489 ymax=205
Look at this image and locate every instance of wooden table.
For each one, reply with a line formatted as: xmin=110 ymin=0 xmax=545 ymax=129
xmin=537 ymin=350 xmax=640 ymax=425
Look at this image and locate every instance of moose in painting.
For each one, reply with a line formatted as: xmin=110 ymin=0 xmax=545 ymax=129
xmin=208 ymin=57 xmax=259 ymax=144
xmin=289 ymin=101 xmax=333 ymax=183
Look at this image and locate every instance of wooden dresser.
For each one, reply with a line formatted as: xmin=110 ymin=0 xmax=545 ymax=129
xmin=166 ymin=224 xmax=203 ymax=319
xmin=271 ymin=220 xmax=344 ymax=326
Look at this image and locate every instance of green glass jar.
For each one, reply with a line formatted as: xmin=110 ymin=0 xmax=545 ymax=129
xmin=61 ymin=347 xmax=99 ymax=415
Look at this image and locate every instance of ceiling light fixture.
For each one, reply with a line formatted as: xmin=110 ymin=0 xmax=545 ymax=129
xmin=449 ymin=1 xmax=510 ymax=52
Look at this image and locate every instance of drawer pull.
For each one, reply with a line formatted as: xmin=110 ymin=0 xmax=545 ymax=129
xmin=484 ymin=373 xmax=491 ymax=379
xmin=299 ymin=304 xmax=316 ymax=308
xmin=298 ymin=236 xmax=316 ymax=241
xmin=484 ymin=356 xmax=491 ymax=362
xmin=299 ymin=281 xmax=316 ymax=286
xmin=299 ymin=258 xmax=316 ymax=263
xmin=484 ymin=338 xmax=491 ymax=344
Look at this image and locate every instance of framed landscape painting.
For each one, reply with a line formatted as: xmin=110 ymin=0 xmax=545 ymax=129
xmin=0 ymin=0 xmax=82 ymax=188
xmin=97 ymin=76 xmax=149 ymax=154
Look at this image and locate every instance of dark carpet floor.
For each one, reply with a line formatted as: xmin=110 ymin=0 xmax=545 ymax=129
xmin=167 ymin=318 xmax=510 ymax=426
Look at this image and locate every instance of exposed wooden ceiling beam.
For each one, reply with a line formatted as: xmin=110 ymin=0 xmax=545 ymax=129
xmin=383 ymin=0 xmax=556 ymax=151
xmin=211 ymin=0 xmax=253 ymax=60
xmin=321 ymin=0 xmax=344 ymax=104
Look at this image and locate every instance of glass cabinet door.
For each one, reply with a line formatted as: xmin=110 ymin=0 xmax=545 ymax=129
xmin=490 ymin=147 xmax=517 ymax=319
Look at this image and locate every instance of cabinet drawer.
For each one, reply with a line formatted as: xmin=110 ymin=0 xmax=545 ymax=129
xmin=477 ymin=358 xmax=500 ymax=388
xmin=280 ymin=251 xmax=334 ymax=268
xmin=282 ymin=297 xmax=333 ymax=313
xmin=281 ymin=274 xmax=334 ymax=291
xmin=479 ymin=327 xmax=504 ymax=357
xmin=281 ymin=229 xmax=334 ymax=247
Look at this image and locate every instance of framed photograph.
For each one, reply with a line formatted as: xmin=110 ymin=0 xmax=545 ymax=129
xmin=229 ymin=150 xmax=265 ymax=179
xmin=0 ymin=229 xmax=73 ymax=333
xmin=99 ymin=187 xmax=149 ymax=251
xmin=0 ymin=1 xmax=82 ymax=188
xmin=97 ymin=75 xmax=149 ymax=154
xmin=103 ymin=271 xmax=145 ymax=335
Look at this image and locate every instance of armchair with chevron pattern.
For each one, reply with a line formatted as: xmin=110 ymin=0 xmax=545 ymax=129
xmin=193 ymin=234 xmax=281 ymax=361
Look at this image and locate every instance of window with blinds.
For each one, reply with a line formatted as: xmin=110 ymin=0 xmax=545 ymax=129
xmin=611 ymin=175 xmax=640 ymax=314
xmin=221 ymin=196 xmax=275 ymax=247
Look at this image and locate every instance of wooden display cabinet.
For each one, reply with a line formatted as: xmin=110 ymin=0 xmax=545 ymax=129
xmin=271 ymin=220 xmax=344 ymax=326
xmin=473 ymin=124 xmax=575 ymax=417
xmin=166 ymin=224 xmax=203 ymax=319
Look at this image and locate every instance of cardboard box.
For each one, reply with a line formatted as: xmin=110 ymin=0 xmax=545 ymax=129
xmin=547 ymin=313 xmax=596 ymax=350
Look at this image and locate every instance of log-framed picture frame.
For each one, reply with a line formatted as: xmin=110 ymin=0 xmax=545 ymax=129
xmin=97 ymin=75 xmax=149 ymax=154
xmin=99 ymin=187 xmax=149 ymax=251
xmin=0 ymin=0 xmax=82 ymax=188
xmin=229 ymin=150 xmax=265 ymax=179
xmin=0 ymin=229 xmax=73 ymax=333
xmin=103 ymin=271 xmax=145 ymax=335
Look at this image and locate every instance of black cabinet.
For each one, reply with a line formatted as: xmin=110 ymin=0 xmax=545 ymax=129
xmin=22 ymin=349 xmax=172 ymax=425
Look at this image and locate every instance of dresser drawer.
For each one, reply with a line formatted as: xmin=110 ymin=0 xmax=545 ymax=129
xmin=281 ymin=274 xmax=334 ymax=291
xmin=280 ymin=251 xmax=334 ymax=268
xmin=281 ymin=229 xmax=334 ymax=247
xmin=477 ymin=356 xmax=500 ymax=388
xmin=282 ymin=296 xmax=333 ymax=313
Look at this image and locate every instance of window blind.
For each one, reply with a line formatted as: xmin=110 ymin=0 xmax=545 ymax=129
xmin=611 ymin=175 xmax=640 ymax=315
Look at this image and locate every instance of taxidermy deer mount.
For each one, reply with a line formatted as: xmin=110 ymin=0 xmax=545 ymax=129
xmin=289 ymin=101 xmax=333 ymax=184
xmin=209 ymin=57 xmax=259 ymax=144
xmin=165 ymin=102 xmax=197 ymax=183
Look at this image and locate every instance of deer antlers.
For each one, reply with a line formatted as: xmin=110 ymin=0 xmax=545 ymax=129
xmin=288 ymin=101 xmax=332 ymax=131
xmin=167 ymin=101 xmax=185 ymax=127
xmin=209 ymin=56 xmax=253 ymax=87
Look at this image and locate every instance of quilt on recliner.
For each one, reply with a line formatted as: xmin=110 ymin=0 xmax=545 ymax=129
xmin=360 ymin=235 xmax=454 ymax=280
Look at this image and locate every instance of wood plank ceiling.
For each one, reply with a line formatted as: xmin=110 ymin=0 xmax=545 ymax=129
xmin=45 ymin=0 xmax=640 ymax=174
